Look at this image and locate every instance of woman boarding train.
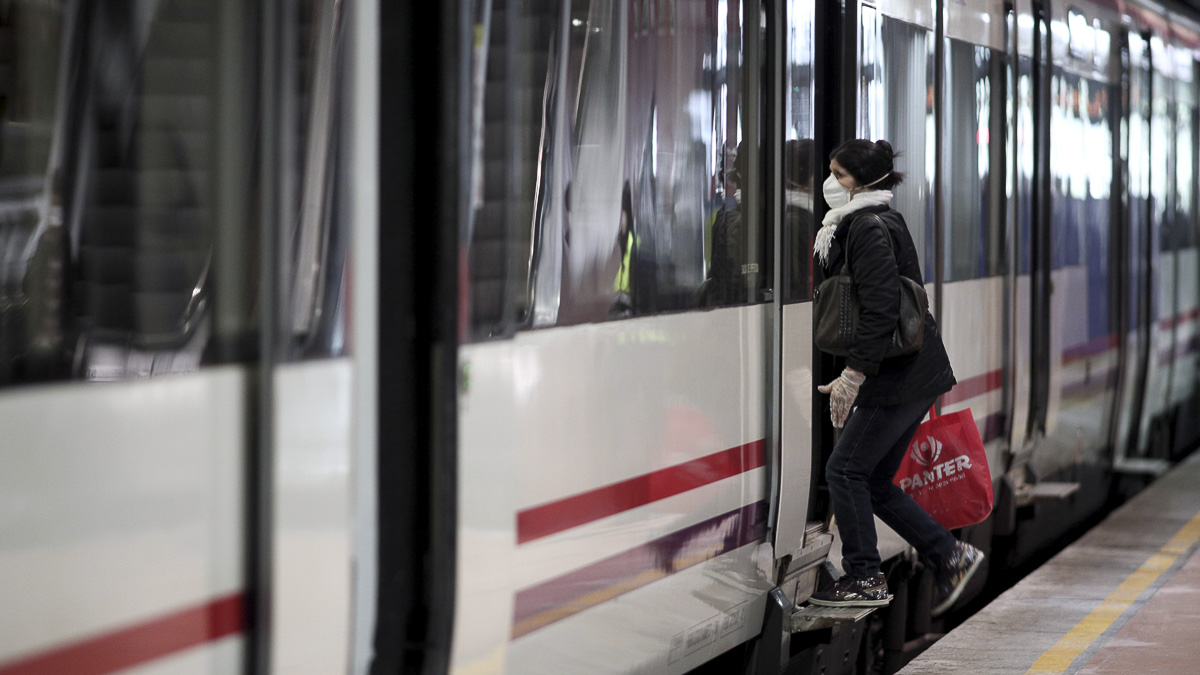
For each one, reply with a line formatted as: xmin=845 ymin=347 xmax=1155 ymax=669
xmin=808 ymin=139 xmax=983 ymax=614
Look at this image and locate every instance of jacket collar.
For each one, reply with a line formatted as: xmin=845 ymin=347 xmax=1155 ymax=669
xmin=832 ymin=203 xmax=891 ymax=240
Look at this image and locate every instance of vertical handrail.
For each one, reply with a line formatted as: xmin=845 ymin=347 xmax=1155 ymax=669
xmin=290 ymin=0 xmax=343 ymax=336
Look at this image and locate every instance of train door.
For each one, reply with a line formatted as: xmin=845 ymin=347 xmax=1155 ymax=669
xmin=1019 ymin=0 xmax=1056 ymax=470
xmin=1170 ymin=32 xmax=1200 ymax=457
xmin=1031 ymin=0 xmax=1123 ymax=484
xmin=0 ymin=1 xmax=364 ymax=673
xmin=1113 ymin=26 xmax=1157 ymax=469
xmin=260 ymin=1 xmax=361 ymax=671
xmin=935 ymin=0 xmax=1009 ymax=507
xmin=1006 ymin=0 xmax=1039 ymax=473
xmin=847 ymin=0 xmax=938 ymax=563
xmin=0 ymin=3 xmax=260 ymax=673
xmin=772 ymin=0 xmax=820 ymax=564
xmin=451 ymin=2 xmax=782 ymax=672
xmin=1166 ymin=29 xmax=1200 ymax=458
xmin=1009 ymin=0 xmax=1121 ymax=480
xmin=1135 ymin=20 xmax=1179 ymax=460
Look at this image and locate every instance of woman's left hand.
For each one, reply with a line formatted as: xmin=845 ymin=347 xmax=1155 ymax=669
xmin=817 ymin=367 xmax=866 ymax=428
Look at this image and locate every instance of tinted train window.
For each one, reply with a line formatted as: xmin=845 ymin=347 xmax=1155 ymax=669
xmin=1 ymin=1 xmax=253 ymax=384
xmin=1015 ymin=55 xmax=1035 ymax=277
xmin=273 ymin=0 xmax=351 ymax=361
xmin=1174 ymin=65 xmax=1196 ymax=251
xmin=464 ymin=0 xmax=756 ymax=339
xmin=1049 ymin=65 xmax=1115 ymax=345
xmin=0 ymin=1 xmax=346 ymax=385
xmin=1150 ymin=39 xmax=1174 ymax=253
xmin=1125 ymin=33 xmax=1152 ymax=331
xmin=783 ymin=0 xmax=816 ymax=304
xmin=0 ymin=3 xmax=64 ymax=383
xmin=942 ymin=40 xmax=1005 ymax=281
xmin=857 ymin=11 xmax=934 ymax=281
xmin=1049 ymin=70 xmax=1113 ymax=272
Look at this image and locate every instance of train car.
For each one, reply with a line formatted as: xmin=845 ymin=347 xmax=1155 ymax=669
xmin=0 ymin=0 xmax=1198 ymax=674
xmin=0 ymin=1 xmax=364 ymax=673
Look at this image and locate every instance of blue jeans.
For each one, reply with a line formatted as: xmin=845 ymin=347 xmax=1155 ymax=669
xmin=826 ymin=395 xmax=957 ymax=577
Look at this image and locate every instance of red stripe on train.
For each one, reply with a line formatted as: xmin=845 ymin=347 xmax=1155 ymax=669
xmin=512 ymin=501 xmax=767 ymax=638
xmin=1063 ymin=333 xmax=1119 ymax=364
xmin=517 ymin=441 xmax=765 ymax=545
xmin=0 ymin=593 xmax=244 ymax=675
xmin=1159 ymin=308 xmax=1200 ymax=331
xmin=942 ymin=369 xmax=1004 ymax=406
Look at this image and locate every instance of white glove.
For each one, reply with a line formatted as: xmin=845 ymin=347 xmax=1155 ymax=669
xmin=817 ymin=367 xmax=866 ymax=428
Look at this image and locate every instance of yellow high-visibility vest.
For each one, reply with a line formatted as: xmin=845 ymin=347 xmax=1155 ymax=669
xmin=614 ymin=232 xmax=634 ymax=293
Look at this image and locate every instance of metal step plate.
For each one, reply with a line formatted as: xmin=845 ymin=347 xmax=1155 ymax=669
xmin=1016 ymin=481 xmax=1081 ymax=505
xmin=790 ymin=604 xmax=878 ymax=633
xmin=1114 ymin=457 xmax=1170 ymax=476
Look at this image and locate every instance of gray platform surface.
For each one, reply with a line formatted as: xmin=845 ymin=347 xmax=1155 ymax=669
xmin=899 ymin=450 xmax=1200 ymax=674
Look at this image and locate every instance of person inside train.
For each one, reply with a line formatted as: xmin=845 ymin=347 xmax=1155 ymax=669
xmin=611 ymin=182 xmax=636 ymax=317
xmin=697 ymin=141 xmax=747 ymax=307
xmin=782 ymin=138 xmax=816 ymax=300
xmin=808 ymin=139 xmax=983 ymax=615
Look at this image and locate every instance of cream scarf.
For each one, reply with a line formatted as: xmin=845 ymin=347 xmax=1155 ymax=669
xmin=814 ymin=189 xmax=894 ymax=266
xmin=786 ymin=189 xmax=813 ymax=211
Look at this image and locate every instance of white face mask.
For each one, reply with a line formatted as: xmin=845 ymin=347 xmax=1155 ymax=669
xmin=823 ymin=174 xmax=851 ymax=209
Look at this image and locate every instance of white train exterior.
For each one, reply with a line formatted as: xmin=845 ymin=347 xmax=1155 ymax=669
xmin=0 ymin=0 xmax=1198 ymax=674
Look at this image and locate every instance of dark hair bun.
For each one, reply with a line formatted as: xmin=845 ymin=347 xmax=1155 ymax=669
xmin=829 ymin=138 xmax=906 ymax=190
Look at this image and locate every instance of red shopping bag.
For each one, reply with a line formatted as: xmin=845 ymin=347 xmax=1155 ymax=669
xmin=892 ymin=407 xmax=993 ymax=530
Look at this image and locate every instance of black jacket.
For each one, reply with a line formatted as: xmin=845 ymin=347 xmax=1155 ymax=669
xmin=819 ymin=205 xmax=956 ymax=406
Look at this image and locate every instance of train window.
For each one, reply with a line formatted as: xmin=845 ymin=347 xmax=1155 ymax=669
xmin=857 ymin=10 xmax=935 ymax=281
xmin=1048 ymin=65 xmax=1116 ymax=349
xmin=1178 ymin=70 xmax=1197 ymax=251
xmin=464 ymin=0 xmax=755 ymax=338
xmin=1067 ymin=9 xmax=1093 ymax=63
xmin=1126 ymin=32 xmax=1153 ymax=332
xmin=0 ymin=3 xmax=64 ymax=384
xmin=1150 ymin=38 xmax=1174 ymax=253
xmin=1049 ymin=70 xmax=1113 ymax=273
xmin=0 ymin=1 xmax=270 ymax=384
xmin=274 ymin=0 xmax=351 ymax=360
xmin=1015 ymin=54 xmax=1035 ymax=277
xmin=782 ymin=0 xmax=816 ymax=304
xmin=942 ymin=40 xmax=1004 ymax=281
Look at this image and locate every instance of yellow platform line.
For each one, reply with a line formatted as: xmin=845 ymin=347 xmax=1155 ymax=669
xmin=1025 ymin=507 xmax=1200 ymax=674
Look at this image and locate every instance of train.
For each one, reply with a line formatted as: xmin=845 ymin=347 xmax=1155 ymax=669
xmin=1 ymin=0 xmax=1199 ymax=673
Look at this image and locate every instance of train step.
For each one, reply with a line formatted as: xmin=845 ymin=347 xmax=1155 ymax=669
xmin=1016 ymin=480 xmax=1080 ymax=505
xmin=1113 ymin=457 xmax=1170 ymax=476
xmin=790 ymin=604 xmax=878 ymax=633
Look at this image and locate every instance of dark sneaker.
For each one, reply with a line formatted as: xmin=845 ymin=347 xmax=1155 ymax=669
xmin=809 ymin=573 xmax=892 ymax=608
xmin=931 ymin=542 xmax=984 ymax=617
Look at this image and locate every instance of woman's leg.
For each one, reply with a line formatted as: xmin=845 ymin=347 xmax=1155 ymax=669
xmin=826 ymin=399 xmax=945 ymax=577
xmin=867 ymin=397 xmax=957 ymax=564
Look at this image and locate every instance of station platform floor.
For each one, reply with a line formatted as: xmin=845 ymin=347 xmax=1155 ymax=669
xmin=899 ymin=449 xmax=1200 ymax=674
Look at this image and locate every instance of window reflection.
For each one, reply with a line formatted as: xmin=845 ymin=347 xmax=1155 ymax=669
xmin=858 ymin=10 xmax=934 ymax=279
xmin=0 ymin=0 xmax=344 ymax=384
xmin=1049 ymin=65 xmax=1114 ymax=345
xmin=1016 ymin=57 xmax=1034 ymax=276
xmin=0 ymin=3 xmax=65 ymax=383
xmin=466 ymin=0 xmax=768 ymax=337
xmin=782 ymin=0 xmax=815 ymax=304
xmin=1150 ymin=37 xmax=1172 ymax=253
xmin=1177 ymin=73 xmax=1196 ymax=250
xmin=943 ymin=40 xmax=1001 ymax=281
xmin=1126 ymin=33 xmax=1152 ymax=330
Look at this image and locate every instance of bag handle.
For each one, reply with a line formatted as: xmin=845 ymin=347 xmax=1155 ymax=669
xmin=928 ymin=405 xmax=938 ymax=420
xmin=841 ymin=212 xmax=895 ymax=275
